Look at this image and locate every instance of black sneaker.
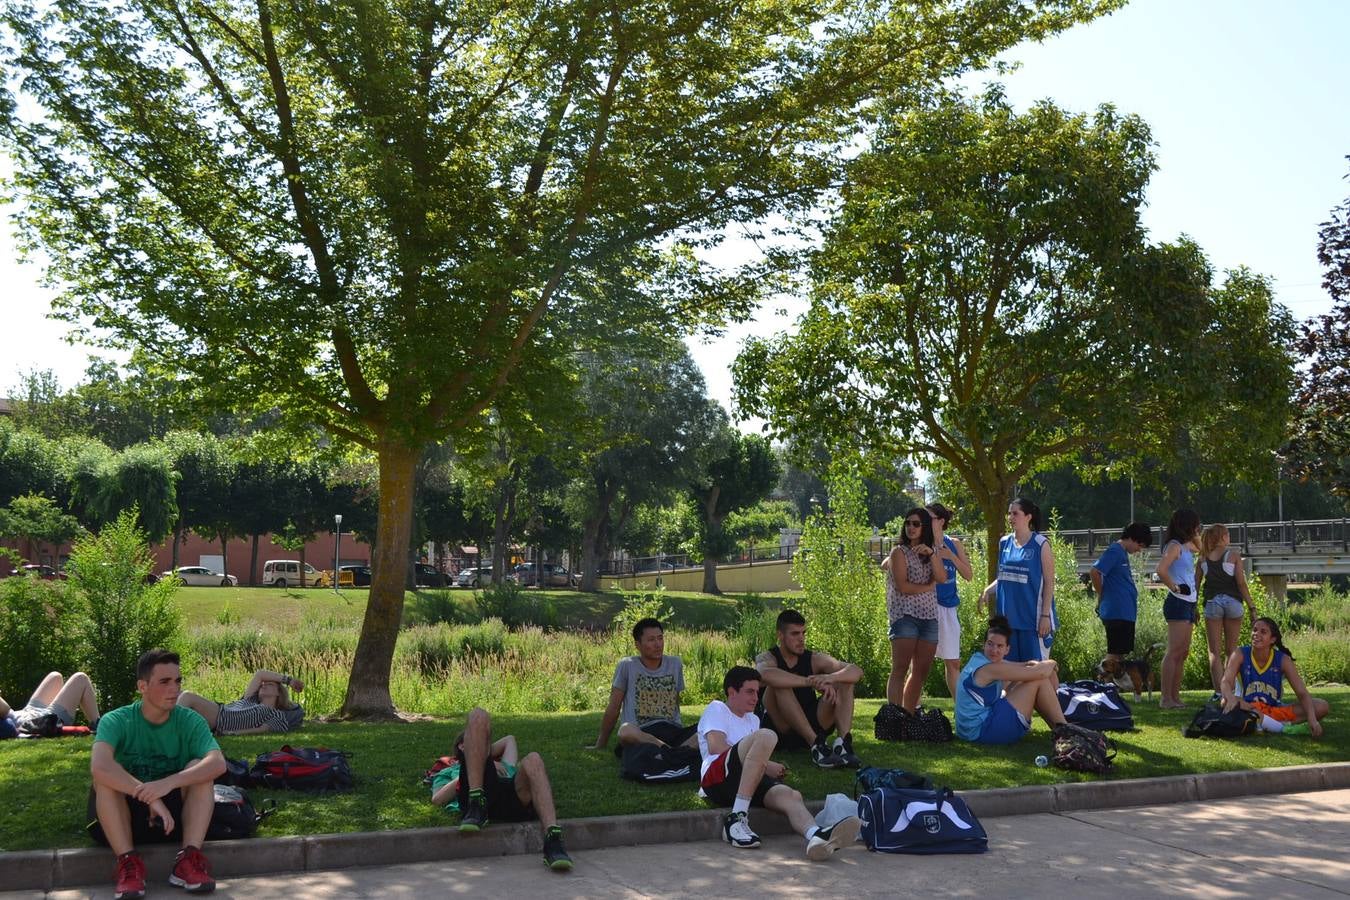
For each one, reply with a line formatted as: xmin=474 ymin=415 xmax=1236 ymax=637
xmin=833 ymin=734 xmax=862 ymax=768
xmin=542 ymin=828 xmax=573 ymax=872
xmin=459 ymin=793 xmax=488 ymax=832
xmin=811 ymin=736 xmax=844 ymax=769
xmin=806 ymin=815 xmax=863 ymax=861
xmin=722 ymin=810 xmax=761 ymax=848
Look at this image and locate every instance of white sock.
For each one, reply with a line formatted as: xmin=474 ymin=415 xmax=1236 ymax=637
xmin=805 ymin=825 xmax=820 ymax=840
xmin=833 ymin=736 xmax=845 ymax=751
xmin=1260 ymin=715 xmax=1284 ymax=733
xmin=732 ymin=796 xmax=751 ymax=815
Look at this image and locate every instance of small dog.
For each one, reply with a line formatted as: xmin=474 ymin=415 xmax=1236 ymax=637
xmin=1094 ymin=643 xmax=1164 ymax=702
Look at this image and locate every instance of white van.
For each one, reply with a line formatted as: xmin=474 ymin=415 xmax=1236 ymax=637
xmin=262 ymin=559 xmax=319 ymax=587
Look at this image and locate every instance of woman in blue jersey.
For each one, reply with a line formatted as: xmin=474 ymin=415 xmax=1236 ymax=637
xmin=954 ymin=616 xmax=1069 ymax=744
xmin=979 ymin=497 xmax=1055 ymax=663
xmin=927 ymin=502 xmax=973 ymax=699
xmin=1219 ymin=617 xmax=1329 ymax=736
xmin=1155 ymin=509 xmax=1201 ymax=709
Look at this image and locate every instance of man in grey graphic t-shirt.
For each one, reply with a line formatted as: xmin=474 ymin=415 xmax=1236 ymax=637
xmin=590 ymin=618 xmax=697 ymax=751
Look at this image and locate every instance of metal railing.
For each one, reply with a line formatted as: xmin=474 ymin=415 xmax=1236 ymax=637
xmin=1057 ymin=518 xmax=1350 ymax=560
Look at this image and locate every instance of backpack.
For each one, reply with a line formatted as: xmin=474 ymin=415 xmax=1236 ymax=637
xmin=1056 ymin=680 xmax=1135 ymax=731
xmin=248 ymin=746 xmax=354 ymax=793
xmin=1184 ymin=701 xmax=1261 ymax=739
xmin=422 ymin=755 xmax=455 ymax=786
xmin=854 ymin=766 xmax=934 ymax=798
xmin=1051 ymin=722 xmax=1116 ymax=774
xmin=216 ymin=757 xmax=253 ymax=787
xmin=206 ymin=785 xmax=275 ymax=840
xmin=619 ymin=743 xmax=700 ymax=784
xmin=858 ymin=785 xmax=988 ymax=854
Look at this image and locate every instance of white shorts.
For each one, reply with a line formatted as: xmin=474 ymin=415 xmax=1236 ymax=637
xmin=936 ymin=605 xmax=962 ymax=660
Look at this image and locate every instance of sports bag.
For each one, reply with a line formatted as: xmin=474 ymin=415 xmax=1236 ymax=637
xmin=874 ymin=705 xmax=953 ymax=743
xmin=206 ymin=785 xmax=275 ymax=840
xmin=1184 ymin=701 xmax=1261 ymax=739
xmin=1056 ymin=680 xmax=1134 ymax=731
xmin=216 ymin=757 xmax=252 ymax=787
xmin=874 ymin=703 xmax=908 ymax=741
xmin=1051 ymin=722 xmax=1116 ymax=774
xmin=248 ymin=746 xmax=354 ymax=792
xmin=854 ymin=766 xmax=934 ymax=798
xmin=619 ymin=743 xmax=700 ymax=784
xmin=858 ymin=786 xmax=988 ymax=854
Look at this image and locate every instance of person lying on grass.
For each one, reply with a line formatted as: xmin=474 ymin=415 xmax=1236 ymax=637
xmin=443 ymin=707 xmax=573 ymax=873
xmin=697 ymin=665 xmax=862 ymax=861
xmin=1220 ymin=617 xmax=1331 ymax=737
xmin=954 ymin=616 xmax=1070 ymax=744
xmin=176 ymin=669 xmax=305 ymax=735
xmin=0 ymin=670 xmax=101 ymax=738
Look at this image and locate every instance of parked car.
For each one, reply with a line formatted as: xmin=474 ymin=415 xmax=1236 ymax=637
xmin=261 ymin=559 xmax=319 ymax=587
xmin=414 ymin=563 xmax=451 ymax=588
xmin=313 ymin=568 xmax=355 ymax=589
xmin=456 ymin=565 xmax=493 ymax=588
xmin=8 ymin=564 xmax=66 ymax=580
xmin=340 ymin=564 xmax=372 ymax=586
xmin=162 ymin=566 xmax=237 ymax=587
xmin=510 ymin=562 xmax=578 ymax=588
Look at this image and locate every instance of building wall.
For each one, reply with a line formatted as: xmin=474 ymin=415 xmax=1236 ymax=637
xmin=156 ymin=531 xmax=371 ymax=585
xmin=602 ymin=559 xmax=800 ymax=593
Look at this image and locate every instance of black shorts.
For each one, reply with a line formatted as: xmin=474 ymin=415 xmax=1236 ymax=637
xmin=760 ymin=695 xmax=831 ymax=751
xmin=1102 ymin=619 xmax=1136 ymax=656
xmin=612 ymin=721 xmax=698 ymax=757
xmin=86 ymin=787 xmax=185 ymax=846
xmin=699 ymin=744 xmax=781 ymax=808
xmin=456 ymin=752 xmax=535 ymax=823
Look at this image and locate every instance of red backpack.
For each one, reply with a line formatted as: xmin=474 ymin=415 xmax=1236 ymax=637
xmin=247 ymin=746 xmax=354 ymax=792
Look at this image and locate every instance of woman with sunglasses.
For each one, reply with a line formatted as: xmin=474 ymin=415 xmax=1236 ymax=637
xmin=979 ymin=497 xmax=1055 ymax=663
xmin=883 ymin=507 xmax=947 ymax=712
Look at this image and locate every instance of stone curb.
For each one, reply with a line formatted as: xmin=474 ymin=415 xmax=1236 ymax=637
xmin=5 ymin=762 xmax=1348 ymax=893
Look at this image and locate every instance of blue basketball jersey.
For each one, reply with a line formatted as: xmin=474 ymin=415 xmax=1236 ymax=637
xmin=954 ymin=652 xmax=1001 ymax=741
xmin=1238 ymin=646 xmax=1285 ymax=705
xmin=936 ymin=535 xmax=960 ymax=608
xmin=996 ymin=532 xmax=1052 ymax=631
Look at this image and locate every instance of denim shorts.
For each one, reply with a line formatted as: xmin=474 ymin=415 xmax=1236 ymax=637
xmin=1204 ymin=594 xmax=1244 ymax=620
xmin=1162 ymin=593 xmax=1197 ymax=623
xmin=889 ymin=614 xmax=939 ymax=643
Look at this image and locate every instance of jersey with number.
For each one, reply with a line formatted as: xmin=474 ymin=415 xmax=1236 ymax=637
xmin=1238 ymin=646 xmax=1285 ymax=705
xmin=936 ymin=536 xmax=960 ymax=609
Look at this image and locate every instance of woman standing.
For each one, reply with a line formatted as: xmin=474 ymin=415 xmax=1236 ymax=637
xmin=1199 ymin=523 xmax=1257 ymax=692
xmin=980 ymin=498 xmax=1055 ymax=663
xmin=928 ymin=502 xmax=973 ymax=699
xmin=884 ymin=507 xmax=947 ymax=711
xmin=1155 ymin=508 xmax=1202 ymax=709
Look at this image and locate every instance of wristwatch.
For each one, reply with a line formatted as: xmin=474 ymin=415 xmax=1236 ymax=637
xmin=282 ymin=675 xmax=292 ymax=686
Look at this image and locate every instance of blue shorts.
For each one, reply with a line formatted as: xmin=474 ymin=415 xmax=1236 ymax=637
xmin=0 ymin=714 xmax=17 ymax=740
xmin=1163 ymin=593 xmax=1197 ymax=623
xmin=1006 ymin=628 xmax=1052 ymax=663
xmin=1204 ymin=594 xmax=1244 ymax=620
xmin=976 ymin=698 xmax=1030 ymax=745
xmin=889 ymin=615 xmax=939 ymax=643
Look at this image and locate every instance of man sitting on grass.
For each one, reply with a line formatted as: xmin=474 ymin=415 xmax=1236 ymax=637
xmin=89 ymin=649 xmax=226 ymax=899
xmin=954 ymin=617 xmax=1069 ymax=744
xmin=697 ymin=665 xmax=862 ymax=860
xmin=755 ymin=609 xmax=863 ymax=768
xmin=448 ymin=707 xmax=573 ymax=872
xmin=590 ymin=617 xmax=696 ymax=753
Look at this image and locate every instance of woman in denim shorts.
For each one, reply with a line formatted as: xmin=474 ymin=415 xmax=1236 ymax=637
xmin=1199 ymin=523 xmax=1256 ymax=692
xmin=1155 ymin=508 xmax=1201 ymax=709
xmin=883 ymin=507 xmax=947 ymax=712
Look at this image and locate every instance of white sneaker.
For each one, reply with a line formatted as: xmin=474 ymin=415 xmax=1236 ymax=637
xmin=723 ymin=811 xmax=761 ymax=849
xmin=806 ymin=816 xmax=862 ymax=861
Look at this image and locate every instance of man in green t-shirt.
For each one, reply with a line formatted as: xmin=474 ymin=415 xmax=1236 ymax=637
xmin=90 ymin=649 xmax=226 ymax=899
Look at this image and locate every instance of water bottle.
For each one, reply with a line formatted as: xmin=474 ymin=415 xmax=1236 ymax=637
xmin=1034 ymin=755 xmax=1049 ymax=768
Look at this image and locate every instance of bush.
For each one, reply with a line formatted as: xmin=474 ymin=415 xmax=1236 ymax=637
xmin=475 ymin=581 xmax=556 ymax=629
xmin=609 ymin=587 xmax=674 ymax=652
xmin=402 ymin=590 xmax=472 ymax=628
xmin=66 ymin=509 xmax=182 ymax=708
xmin=0 ymin=575 xmax=80 ymax=701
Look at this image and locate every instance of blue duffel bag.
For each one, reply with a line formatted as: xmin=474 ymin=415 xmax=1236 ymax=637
xmin=858 ymin=785 xmax=988 ymax=854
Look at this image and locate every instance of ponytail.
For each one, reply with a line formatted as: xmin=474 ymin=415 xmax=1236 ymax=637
xmin=1011 ymin=497 xmax=1042 ymax=532
xmin=1255 ymin=617 xmax=1295 ymax=661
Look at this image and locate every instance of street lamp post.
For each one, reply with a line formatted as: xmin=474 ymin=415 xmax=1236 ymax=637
xmin=333 ymin=514 xmax=343 ymax=593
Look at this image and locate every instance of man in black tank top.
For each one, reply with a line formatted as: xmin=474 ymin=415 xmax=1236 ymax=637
xmin=755 ymin=610 xmax=864 ymax=768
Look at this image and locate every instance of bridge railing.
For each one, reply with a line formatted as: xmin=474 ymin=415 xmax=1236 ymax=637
xmin=1059 ymin=518 xmax=1350 ymax=558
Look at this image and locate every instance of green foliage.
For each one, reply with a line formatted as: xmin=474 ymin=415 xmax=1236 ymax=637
xmin=0 ymin=493 xmax=83 ymax=559
xmin=610 ymin=587 xmax=675 ymax=651
xmin=401 ymin=590 xmax=475 ymax=628
xmin=791 ymin=458 xmax=889 ymax=694
xmin=732 ymin=593 xmax=778 ymax=663
xmin=0 ymin=576 xmax=80 ymax=701
xmin=474 ymin=581 xmax=556 ymax=629
xmin=66 ymin=510 xmax=182 ymax=708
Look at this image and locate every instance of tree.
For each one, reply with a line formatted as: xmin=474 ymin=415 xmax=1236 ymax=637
xmin=1287 ymin=157 xmax=1350 ymax=496
xmin=0 ymin=420 xmax=61 ymax=507
xmin=689 ymin=427 xmax=780 ymax=593
xmin=735 ymin=91 xmax=1296 ymax=578
xmin=2 ymin=0 xmax=1123 ymax=716
xmin=0 ymin=493 xmax=83 ymax=565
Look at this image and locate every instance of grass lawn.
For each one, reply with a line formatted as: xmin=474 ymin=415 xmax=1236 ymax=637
xmin=173 ymin=586 xmax=786 ymax=631
xmin=3 ymin=687 xmax=1348 ymax=852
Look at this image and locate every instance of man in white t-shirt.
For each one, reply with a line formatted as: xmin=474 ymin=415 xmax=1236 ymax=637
xmin=591 ymin=618 xmax=696 ymax=752
xmin=697 ymin=666 xmax=862 ymax=860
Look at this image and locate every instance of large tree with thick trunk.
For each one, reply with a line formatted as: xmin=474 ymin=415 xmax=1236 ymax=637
xmin=1 ymin=0 xmax=1122 ymax=715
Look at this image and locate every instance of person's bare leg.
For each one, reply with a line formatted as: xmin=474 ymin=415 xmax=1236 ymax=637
xmin=513 ymin=752 xmax=559 ymax=827
xmin=763 ymin=686 xmax=817 ymax=745
xmin=28 ymin=672 xmax=63 ymax=706
xmin=53 ymin=672 xmax=100 ymax=724
xmin=94 ymin=784 xmax=135 ymax=856
xmin=1161 ymin=621 xmax=1192 ymax=707
xmin=1205 ymin=616 xmax=1226 ymax=691
xmin=617 ymin=723 xmax=665 ymax=748
xmin=902 ymin=641 xmax=937 ymax=712
xmin=463 ymin=707 xmax=491 ymax=791
xmin=175 ymin=692 xmax=221 ymax=729
xmin=762 ymin=783 xmax=815 ymax=835
xmin=733 ymin=729 xmax=777 ymax=797
xmin=888 ymin=639 xmax=915 ymax=706
xmin=816 ymin=683 xmax=855 ymax=737
xmin=180 ymin=777 xmax=215 ymax=849
xmin=1030 ymin=677 xmax=1068 ymax=726
xmin=1222 ymin=616 xmax=1242 ymax=685
xmin=944 ymin=659 xmax=961 ymax=700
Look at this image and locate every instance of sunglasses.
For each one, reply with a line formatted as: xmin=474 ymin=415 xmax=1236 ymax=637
xmin=905 ymin=519 xmax=923 ymax=528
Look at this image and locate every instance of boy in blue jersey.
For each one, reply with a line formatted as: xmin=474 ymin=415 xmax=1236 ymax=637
xmin=954 ymin=617 xmax=1069 ymax=744
xmin=1089 ymin=523 xmax=1152 ymax=666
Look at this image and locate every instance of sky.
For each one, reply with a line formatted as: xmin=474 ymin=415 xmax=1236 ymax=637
xmin=2 ymin=0 xmax=1348 ymax=416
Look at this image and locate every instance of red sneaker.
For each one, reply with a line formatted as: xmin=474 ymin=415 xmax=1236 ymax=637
xmin=169 ymin=846 xmax=216 ymax=893
xmin=113 ymin=851 xmax=146 ymax=900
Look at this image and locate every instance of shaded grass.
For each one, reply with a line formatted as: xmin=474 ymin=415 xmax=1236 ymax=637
xmin=3 ymin=687 xmax=1348 ymax=852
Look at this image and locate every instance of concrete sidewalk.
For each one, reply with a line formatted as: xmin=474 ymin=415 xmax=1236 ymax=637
xmin=9 ymin=788 xmax=1348 ymax=899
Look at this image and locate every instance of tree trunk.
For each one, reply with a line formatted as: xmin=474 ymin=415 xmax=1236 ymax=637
xmin=491 ymin=478 xmax=517 ymax=583
xmin=578 ymin=480 xmax=618 ymax=592
xmin=701 ymin=488 xmax=723 ymax=595
xmin=976 ymin=486 xmax=1014 ymax=583
xmin=220 ymin=535 xmax=228 ymax=580
xmin=299 ymin=545 xmax=308 ymax=587
xmin=249 ymin=535 xmax=260 ymax=586
xmin=341 ymin=440 xmax=419 ymax=718
xmin=171 ymin=526 xmax=182 ymax=569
